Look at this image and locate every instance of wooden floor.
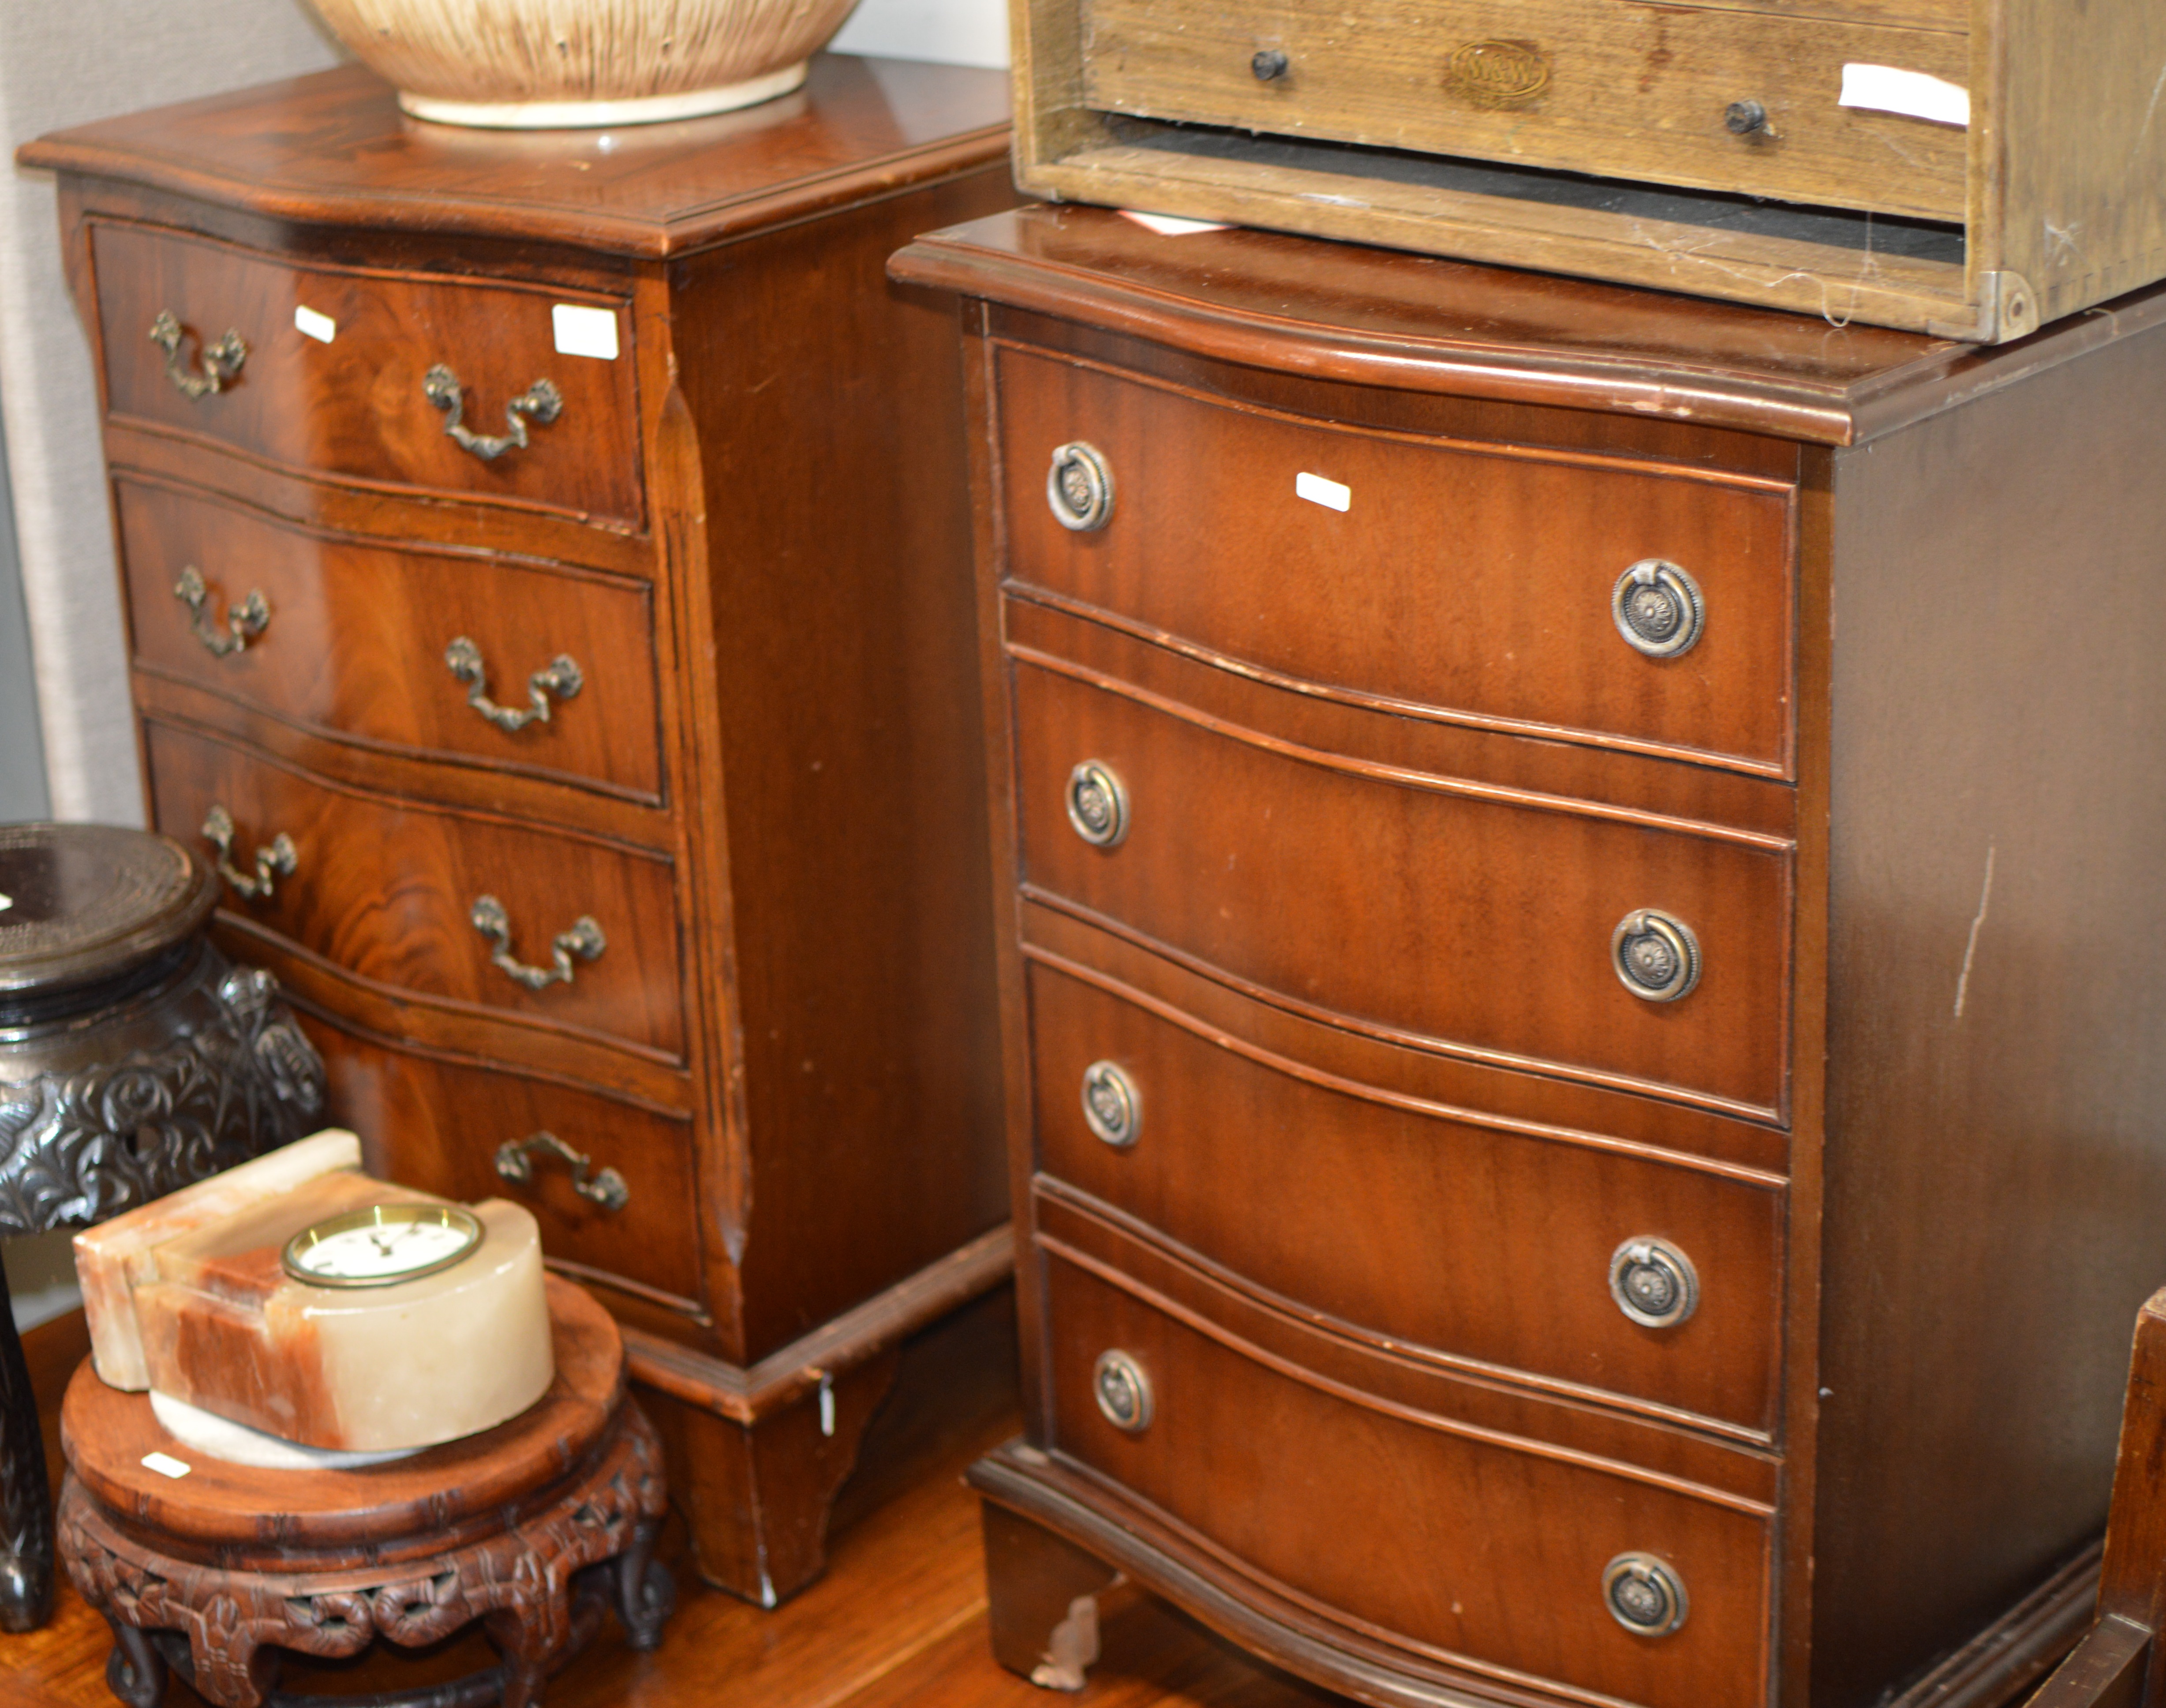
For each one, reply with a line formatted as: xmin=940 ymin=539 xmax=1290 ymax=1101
xmin=2 ymin=1293 xmax=1336 ymax=1708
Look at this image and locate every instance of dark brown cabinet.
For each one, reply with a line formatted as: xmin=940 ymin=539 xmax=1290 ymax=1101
xmin=24 ymin=56 xmax=1017 ymax=1603
xmin=893 ymin=206 xmax=2166 ymax=1708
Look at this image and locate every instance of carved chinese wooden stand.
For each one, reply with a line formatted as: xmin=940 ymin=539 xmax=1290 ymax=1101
xmin=56 ymin=1276 xmax=672 ymax=1708
xmin=2 ymin=821 xmax=325 ymax=1633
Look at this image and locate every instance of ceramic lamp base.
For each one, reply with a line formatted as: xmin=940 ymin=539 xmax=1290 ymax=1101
xmin=399 ymin=62 xmax=808 ymax=129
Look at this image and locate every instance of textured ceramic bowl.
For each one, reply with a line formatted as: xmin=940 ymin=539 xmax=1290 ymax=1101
xmin=304 ymin=0 xmax=863 ymax=128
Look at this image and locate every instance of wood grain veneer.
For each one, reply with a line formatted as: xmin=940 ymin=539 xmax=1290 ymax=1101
xmin=23 ymin=55 xmax=1018 ymax=1604
xmin=894 ymin=205 xmax=2166 ymax=1708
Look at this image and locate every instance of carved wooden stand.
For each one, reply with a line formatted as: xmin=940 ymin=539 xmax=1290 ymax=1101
xmin=55 ymin=1277 xmax=671 ymax=1708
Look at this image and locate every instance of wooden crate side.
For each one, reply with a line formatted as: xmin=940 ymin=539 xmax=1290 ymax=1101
xmin=1996 ymin=0 xmax=2166 ymax=327
xmin=1015 ymin=0 xmax=1115 ymax=176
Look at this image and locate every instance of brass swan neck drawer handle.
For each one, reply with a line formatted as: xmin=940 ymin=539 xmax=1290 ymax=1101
xmin=201 ymin=804 xmax=296 ymax=902
xmin=494 ymin=1130 xmax=629 ymax=1212
xmin=423 ymin=365 xmax=563 ymax=462
xmin=175 ymin=566 xmax=269 ymax=657
xmin=471 ymin=894 xmax=606 ymax=990
xmin=149 ymin=310 xmax=247 ymax=399
xmin=443 ymin=637 xmax=582 ymax=732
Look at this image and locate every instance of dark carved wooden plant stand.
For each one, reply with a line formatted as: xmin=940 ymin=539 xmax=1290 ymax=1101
xmin=56 ymin=1276 xmax=672 ymax=1708
xmin=3 ymin=821 xmax=325 ymax=1633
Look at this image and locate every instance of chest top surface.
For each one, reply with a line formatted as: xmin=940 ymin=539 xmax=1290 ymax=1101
xmin=891 ymin=203 xmax=2166 ymax=445
xmin=19 ymin=56 xmax=1011 ymax=258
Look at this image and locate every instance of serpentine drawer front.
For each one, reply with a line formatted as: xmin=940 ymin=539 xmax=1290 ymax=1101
xmin=90 ymin=221 xmax=642 ymax=525
xmin=901 ymin=205 xmax=2166 ymax=1708
xmin=1044 ymin=1250 xmax=1775 ymax=1708
xmin=318 ymin=1032 xmax=702 ymax=1307
xmin=1027 ymin=959 xmax=1784 ymax=1435
xmin=1001 ymin=348 xmax=1797 ymax=774
xmin=142 ymin=719 xmax=685 ymax=1060
xmin=116 ymin=478 xmax=662 ymax=801
xmin=1012 ymin=658 xmax=1793 ymax=1116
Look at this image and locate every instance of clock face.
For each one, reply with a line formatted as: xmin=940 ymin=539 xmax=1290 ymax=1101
xmin=282 ymin=1203 xmax=483 ymax=1288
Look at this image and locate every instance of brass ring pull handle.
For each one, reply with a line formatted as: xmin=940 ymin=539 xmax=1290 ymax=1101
xmin=1602 ymin=1554 xmax=1689 ymax=1636
xmin=423 ymin=365 xmax=562 ymax=462
xmin=1066 ymin=761 xmax=1130 ymax=848
xmin=1092 ymin=1350 xmax=1154 ymax=1433
xmin=494 ymin=1130 xmax=629 ymax=1212
xmin=1611 ymin=559 xmax=1706 ymax=659
xmin=1081 ymin=1060 xmax=1141 ymax=1148
xmin=149 ymin=310 xmax=247 ymax=399
xmin=175 ymin=566 xmax=269 ymax=658
xmin=1609 ymin=1236 xmax=1700 ymax=1328
xmin=444 ymin=637 xmax=582 ymax=732
xmin=471 ymin=894 xmax=605 ymax=990
xmin=1611 ymin=910 xmax=1702 ymax=1003
xmin=1047 ymin=442 xmax=1115 ymax=531
xmin=201 ymin=804 xmax=296 ymax=902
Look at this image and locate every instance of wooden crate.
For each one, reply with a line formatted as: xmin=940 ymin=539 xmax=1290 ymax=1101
xmin=1012 ymin=0 xmax=2166 ymax=340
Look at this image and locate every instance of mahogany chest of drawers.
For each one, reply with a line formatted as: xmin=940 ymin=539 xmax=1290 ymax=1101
xmin=890 ymin=207 xmax=2166 ymax=1708
xmin=23 ymin=57 xmax=1015 ymax=1602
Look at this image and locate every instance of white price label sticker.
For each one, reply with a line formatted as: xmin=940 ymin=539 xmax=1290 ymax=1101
xmin=1120 ymin=210 xmax=1234 ymax=236
xmin=294 ymin=304 xmax=336 ymax=344
xmin=1296 ymin=471 xmax=1350 ymax=512
xmin=141 ymin=1452 xmax=192 ymax=1479
xmin=552 ymin=303 xmax=620 ymax=360
xmin=1839 ymin=64 xmax=1969 ymax=127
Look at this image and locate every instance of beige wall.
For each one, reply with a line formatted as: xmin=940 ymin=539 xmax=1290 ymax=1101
xmin=1 ymin=0 xmax=345 ymax=828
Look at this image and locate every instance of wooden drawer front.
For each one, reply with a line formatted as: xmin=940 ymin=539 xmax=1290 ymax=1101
xmin=92 ymin=221 xmax=641 ymax=526
xmin=1013 ymin=662 xmax=1791 ymax=1115
xmin=1001 ymin=350 xmax=1796 ymax=773
xmin=145 ymin=720 xmax=684 ymax=1060
xmin=1045 ymin=1255 xmax=1773 ymax=1708
xmin=1079 ymin=0 xmax=1968 ymax=222
xmin=118 ymin=481 xmax=662 ymax=800
xmin=1028 ymin=960 xmax=1782 ymax=1433
xmin=306 ymin=1016 xmax=702 ymax=1309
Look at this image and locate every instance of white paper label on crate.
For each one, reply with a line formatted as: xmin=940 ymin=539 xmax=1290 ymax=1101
xmin=294 ymin=304 xmax=336 ymax=344
xmin=141 ymin=1452 xmax=192 ymax=1480
xmin=0 ymin=894 xmax=11 ymax=912
xmin=1120 ymin=210 xmax=1234 ymax=237
xmin=1839 ymin=64 xmax=1969 ymax=127
xmin=1296 ymin=471 xmax=1351 ymax=512
xmin=552 ymin=303 xmax=620 ymax=360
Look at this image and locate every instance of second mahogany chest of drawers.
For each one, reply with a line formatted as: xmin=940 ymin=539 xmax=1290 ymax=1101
xmin=891 ymin=207 xmax=2166 ymax=1708
xmin=24 ymin=57 xmax=1017 ymax=1602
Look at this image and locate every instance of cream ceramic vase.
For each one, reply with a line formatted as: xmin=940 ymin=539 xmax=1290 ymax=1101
xmin=303 ymin=0 xmax=864 ymax=127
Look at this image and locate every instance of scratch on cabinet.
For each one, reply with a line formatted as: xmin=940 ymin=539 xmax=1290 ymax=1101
xmin=1953 ymin=843 xmax=1997 ymax=1021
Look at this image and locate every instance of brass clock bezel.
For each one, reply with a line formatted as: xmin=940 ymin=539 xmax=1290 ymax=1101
xmin=281 ymin=1202 xmax=484 ymax=1288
